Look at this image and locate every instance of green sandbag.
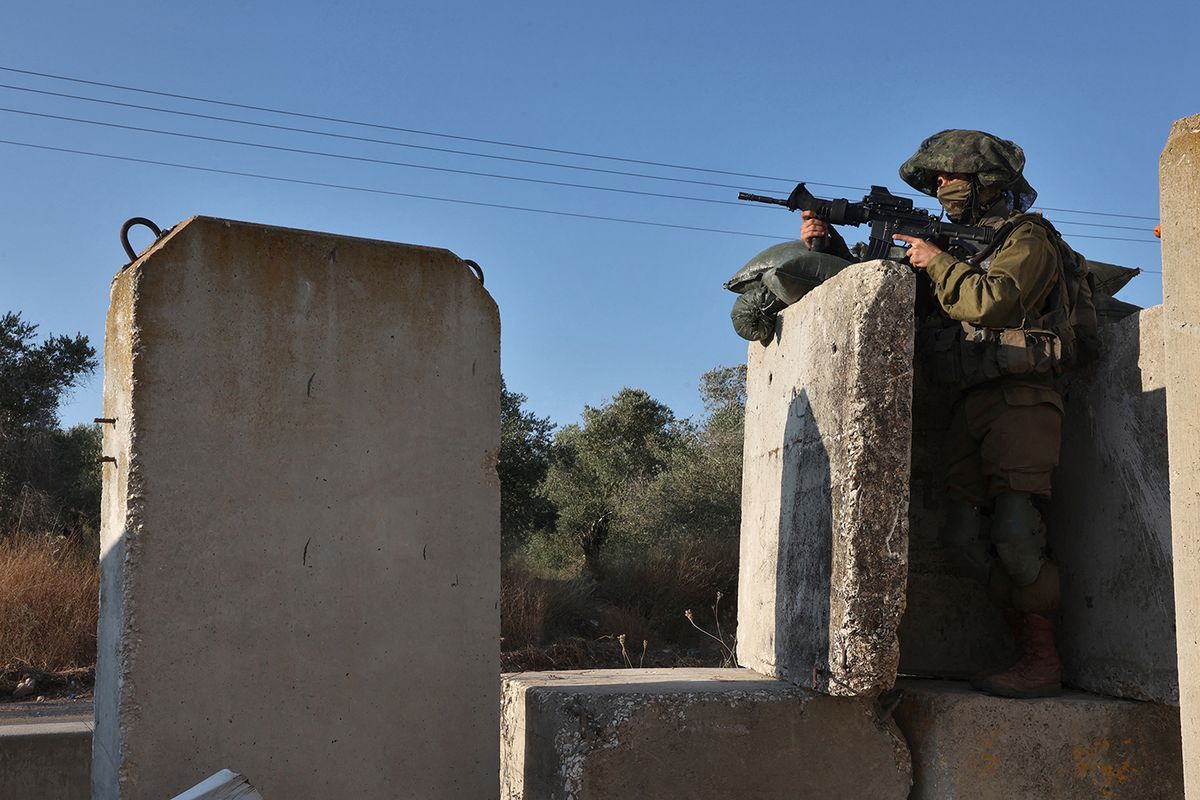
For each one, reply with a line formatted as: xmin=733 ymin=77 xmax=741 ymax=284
xmin=1087 ymin=259 xmax=1141 ymax=299
xmin=731 ymin=284 xmax=786 ymax=343
xmin=724 ymin=240 xmax=853 ymax=301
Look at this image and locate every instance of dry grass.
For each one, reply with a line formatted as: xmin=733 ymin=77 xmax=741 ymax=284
xmin=0 ymin=533 xmax=98 ymax=672
xmin=500 ymin=559 xmax=595 ymax=650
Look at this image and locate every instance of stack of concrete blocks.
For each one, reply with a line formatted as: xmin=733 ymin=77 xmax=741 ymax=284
xmin=1161 ymin=114 xmax=1200 ymax=798
xmin=501 ymin=262 xmax=918 ymax=798
xmin=94 ymin=217 xmax=500 ymax=799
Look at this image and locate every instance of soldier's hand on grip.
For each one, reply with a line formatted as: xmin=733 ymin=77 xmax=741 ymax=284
xmin=800 ymin=210 xmax=829 ymax=248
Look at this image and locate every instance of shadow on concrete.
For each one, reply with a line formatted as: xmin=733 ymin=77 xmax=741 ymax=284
xmin=1048 ymin=311 xmax=1177 ymax=702
xmin=775 ymin=388 xmax=833 ymax=691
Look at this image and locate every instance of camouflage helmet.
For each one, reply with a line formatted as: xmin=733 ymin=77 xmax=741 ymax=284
xmin=899 ymin=129 xmax=1037 ymax=212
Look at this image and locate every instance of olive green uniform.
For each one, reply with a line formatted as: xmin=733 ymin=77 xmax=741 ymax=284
xmin=924 ymin=200 xmax=1065 ymax=505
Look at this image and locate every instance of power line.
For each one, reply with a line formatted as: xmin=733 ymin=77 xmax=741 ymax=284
xmin=0 ymin=137 xmax=1160 ymax=246
xmin=0 ymin=105 xmax=769 ymax=206
xmin=0 ymin=138 xmax=792 ymax=241
xmin=0 ymin=65 xmax=1160 ymax=222
xmin=0 ymin=99 xmax=786 ymax=196
xmin=0 ymin=103 xmax=1163 ymax=239
xmin=0 ymin=66 xmax=807 ymax=186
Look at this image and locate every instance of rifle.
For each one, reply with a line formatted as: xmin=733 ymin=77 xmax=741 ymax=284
xmin=738 ymin=183 xmax=996 ymax=261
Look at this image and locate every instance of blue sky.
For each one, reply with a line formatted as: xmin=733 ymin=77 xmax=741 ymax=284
xmin=2 ymin=1 xmax=1190 ymax=429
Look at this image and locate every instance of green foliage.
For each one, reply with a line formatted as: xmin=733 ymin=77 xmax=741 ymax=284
xmin=0 ymin=312 xmax=99 ymax=536
xmin=0 ymin=312 xmax=96 ymax=432
xmin=544 ymin=388 xmax=685 ymax=576
xmin=616 ymin=365 xmax=746 ymax=552
xmin=499 ymin=378 xmax=557 ymax=554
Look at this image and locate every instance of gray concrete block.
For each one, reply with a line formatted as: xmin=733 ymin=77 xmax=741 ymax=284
xmin=894 ymin=678 xmax=1184 ymax=799
xmin=737 ymin=261 xmax=913 ymax=696
xmin=0 ymin=721 xmax=92 ymax=800
xmin=501 ymin=668 xmax=912 ymax=799
xmin=94 ymin=217 xmax=500 ymax=800
xmin=1048 ymin=306 xmax=1177 ymax=703
xmin=1160 ymin=112 xmax=1200 ymax=797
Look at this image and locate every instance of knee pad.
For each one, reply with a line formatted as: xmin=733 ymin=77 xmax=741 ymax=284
xmin=990 ymin=492 xmax=1046 ymax=586
xmin=942 ymin=498 xmax=992 ymax=583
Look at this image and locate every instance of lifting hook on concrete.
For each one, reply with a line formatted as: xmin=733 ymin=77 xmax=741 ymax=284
xmin=462 ymin=259 xmax=485 ymax=286
xmin=121 ymin=217 xmax=164 ymax=262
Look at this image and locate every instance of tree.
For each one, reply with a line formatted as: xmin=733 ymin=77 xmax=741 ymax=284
xmin=0 ymin=312 xmax=98 ymax=533
xmin=622 ymin=365 xmax=746 ymax=548
xmin=544 ymin=388 xmax=683 ymax=576
xmin=498 ymin=378 xmax=557 ymax=554
xmin=0 ymin=312 xmax=96 ymax=432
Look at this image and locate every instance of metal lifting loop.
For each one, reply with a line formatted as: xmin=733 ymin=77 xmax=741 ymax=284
xmin=121 ymin=217 xmax=164 ymax=262
xmin=463 ymin=259 xmax=485 ymax=286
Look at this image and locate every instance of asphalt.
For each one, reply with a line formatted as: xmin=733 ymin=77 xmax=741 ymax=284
xmin=0 ymin=697 xmax=93 ymax=726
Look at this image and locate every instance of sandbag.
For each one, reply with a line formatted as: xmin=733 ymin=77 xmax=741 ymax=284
xmin=731 ymin=284 xmax=786 ymax=344
xmin=724 ymin=240 xmax=852 ymax=299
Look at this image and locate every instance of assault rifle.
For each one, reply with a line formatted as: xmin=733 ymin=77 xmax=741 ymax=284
xmin=738 ymin=183 xmax=996 ymax=261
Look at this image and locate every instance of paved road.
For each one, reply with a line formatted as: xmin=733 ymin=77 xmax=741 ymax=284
xmin=0 ymin=697 xmax=93 ymax=726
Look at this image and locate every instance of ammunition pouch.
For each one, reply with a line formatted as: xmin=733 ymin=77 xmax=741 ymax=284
xmin=926 ymin=321 xmax=1066 ymax=388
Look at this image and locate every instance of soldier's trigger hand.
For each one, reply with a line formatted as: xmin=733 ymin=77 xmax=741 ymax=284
xmin=894 ymin=234 xmax=944 ymax=270
xmin=800 ymin=210 xmax=828 ymax=246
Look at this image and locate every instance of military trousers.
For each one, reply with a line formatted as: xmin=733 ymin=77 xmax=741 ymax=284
xmin=944 ymin=380 xmax=1063 ymax=505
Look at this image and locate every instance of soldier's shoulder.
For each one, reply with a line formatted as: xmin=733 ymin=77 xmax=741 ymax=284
xmin=1000 ymin=216 xmax=1056 ymax=250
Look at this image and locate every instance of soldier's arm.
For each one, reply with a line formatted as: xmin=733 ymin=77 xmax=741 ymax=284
xmin=923 ymin=222 xmax=1059 ymax=328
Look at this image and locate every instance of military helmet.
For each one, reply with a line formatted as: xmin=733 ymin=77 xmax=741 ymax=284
xmin=899 ymin=129 xmax=1037 ymax=212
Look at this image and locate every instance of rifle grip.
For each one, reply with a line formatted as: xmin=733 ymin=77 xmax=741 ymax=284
xmin=810 ymin=235 xmax=830 ymax=253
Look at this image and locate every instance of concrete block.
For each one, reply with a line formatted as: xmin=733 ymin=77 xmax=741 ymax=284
xmin=894 ymin=678 xmax=1184 ymax=799
xmin=171 ymin=769 xmax=263 ymax=800
xmin=500 ymin=668 xmax=912 ymax=799
xmin=0 ymin=721 xmax=92 ymax=800
xmin=1161 ymin=112 xmax=1200 ymax=797
xmin=95 ymin=217 xmax=500 ymax=800
xmin=1048 ymin=306 xmax=1177 ymax=703
xmin=737 ymin=260 xmax=913 ymax=696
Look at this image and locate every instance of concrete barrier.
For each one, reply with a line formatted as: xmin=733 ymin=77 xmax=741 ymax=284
xmin=894 ymin=678 xmax=1184 ymax=799
xmin=501 ymin=668 xmax=912 ymax=799
xmin=1048 ymin=306 xmax=1176 ymax=703
xmin=737 ymin=261 xmax=913 ymax=696
xmin=1161 ymin=112 xmax=1200 ymax=797
xmin=0 ymin=721 xmax=91 ymax=800
xmin=94 ymin=217 xmax=500 ymax=799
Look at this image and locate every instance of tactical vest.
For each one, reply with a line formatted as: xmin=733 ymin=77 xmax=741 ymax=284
xmin=926 ymin=214 xmax=1099 ymax=388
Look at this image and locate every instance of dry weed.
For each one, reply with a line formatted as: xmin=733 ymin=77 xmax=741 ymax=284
xmin=0 ymin=533 xmax=98 ymax=672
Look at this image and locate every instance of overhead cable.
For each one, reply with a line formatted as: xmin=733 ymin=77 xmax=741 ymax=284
xmin=0 ymin=65 xmax=1159 ymax=221
xmin=0 ymin=138 xmax=1160 ymax=246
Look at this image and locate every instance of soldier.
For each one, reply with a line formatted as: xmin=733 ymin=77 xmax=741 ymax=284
xmin=802 ymin=130 xmax=1078 ymax=698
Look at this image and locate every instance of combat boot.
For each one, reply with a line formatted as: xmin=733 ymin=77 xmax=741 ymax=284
xmin=972 ymin=612 xmax=1062 ymax=698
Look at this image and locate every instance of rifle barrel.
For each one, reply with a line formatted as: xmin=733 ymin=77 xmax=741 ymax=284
xmin=737 ymin=192 xmax=790 ymax=207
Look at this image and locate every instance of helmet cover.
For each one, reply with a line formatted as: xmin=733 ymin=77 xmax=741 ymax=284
xmin=899 ymin=129 xmax=1037 ymax=212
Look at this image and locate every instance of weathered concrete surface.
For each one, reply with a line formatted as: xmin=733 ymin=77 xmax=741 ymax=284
xmin=1048 ymin=306 xmax=1176 ymax=703
xmin=737 ymin=261 xmax=913 ymax=696
xmin=95 ymin=217 xmax=500 ymax=800
xmin=1162 ymin=113 xmax=1200 ymax=798
xmin=0 ymin=721 xmax=92 ymax=800
xmin=894 ymin=678 xmax=1184 ymax=799
xmin=501 ymin=668 xmax=912 ymax=799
